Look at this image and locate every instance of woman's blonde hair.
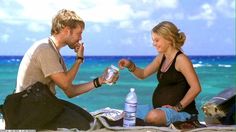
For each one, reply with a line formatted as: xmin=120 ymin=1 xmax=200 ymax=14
xmin=152 ymin=21 xmax=186 ymax=49
xmin=51 ymin=9 xmax=85 ymax=35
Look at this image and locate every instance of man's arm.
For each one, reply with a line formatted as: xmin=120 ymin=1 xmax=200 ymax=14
xmin=50 ymin=70 xmax=105 ymax=98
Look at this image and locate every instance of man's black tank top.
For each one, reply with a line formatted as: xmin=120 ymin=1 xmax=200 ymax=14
xmin=152 ymin=51 xmax=198 ymax=114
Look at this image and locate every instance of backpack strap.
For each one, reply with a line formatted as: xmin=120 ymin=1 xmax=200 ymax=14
xmin=0 ymin=104 xmax=3 ymax=113
xmin=0 ymin=104 xmax=4 ymax=119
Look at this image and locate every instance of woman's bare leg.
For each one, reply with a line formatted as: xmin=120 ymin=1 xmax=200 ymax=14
xmin=145 ymin=109 xmax=167 ymax=126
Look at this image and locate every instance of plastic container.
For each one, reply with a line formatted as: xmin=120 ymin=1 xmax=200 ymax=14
xmin=123 ymin=88 xmax=137 ymax=127
xmin=105 ymin=65 xmax=119 ymax=85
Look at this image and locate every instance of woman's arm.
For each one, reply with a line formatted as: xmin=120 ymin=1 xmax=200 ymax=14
xmin=118 ymin=55 xmax=162 ymax=79
xmin=175 ymin=54 xmax=201 ymax=109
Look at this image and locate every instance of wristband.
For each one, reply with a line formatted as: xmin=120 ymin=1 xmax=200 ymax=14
xmin=93 ymin=77 xmax=101 ymax=88
xmin=76 ymin=56 xmax=84 ymax=63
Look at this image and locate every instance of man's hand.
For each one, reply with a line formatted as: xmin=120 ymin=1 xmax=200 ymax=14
xmin=74 ymin=42 xmax=84 ymax=63
xmin=74 ymin=42 xmax=84 ymax=58
xmin=99 ymin=68 xmax=119 ymax=85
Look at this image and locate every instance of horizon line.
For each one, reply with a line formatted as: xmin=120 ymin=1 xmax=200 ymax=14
xmin=0 ymin=55 xmax=235 ymax=57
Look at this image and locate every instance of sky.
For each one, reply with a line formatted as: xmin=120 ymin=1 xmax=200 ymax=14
xmin=0 ymin=0 xmax=235 ymax=56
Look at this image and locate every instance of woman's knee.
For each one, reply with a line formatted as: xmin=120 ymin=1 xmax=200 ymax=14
xmin=145 ymin=109 xmax=159 ymax=123
xmin=145 ymin=109 xmax=167 ymax=126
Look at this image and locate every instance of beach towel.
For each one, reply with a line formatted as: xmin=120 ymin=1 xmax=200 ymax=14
xmin=88 ymin=107 xmax=208 ymax=131
xmin=90 ymin=107 xmax=147 ymax=126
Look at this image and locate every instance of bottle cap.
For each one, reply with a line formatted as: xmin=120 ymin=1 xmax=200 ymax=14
xmin=130 ymin=88 xmax=135 ymax=92
xmin=111 ymin=65 xmax=119 ymax=71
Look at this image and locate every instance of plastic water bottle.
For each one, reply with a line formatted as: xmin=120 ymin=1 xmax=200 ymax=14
xmin=123 ymin=88 xmax=137 ymax=127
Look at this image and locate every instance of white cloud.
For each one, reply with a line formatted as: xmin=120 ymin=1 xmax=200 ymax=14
xmin=0 ymin=34 xmax=10 ymax=43
xmin=188 ymin=3 xmax=216 ymax=27
xmin=158 ymin=13 xmax=184 ymax=21
xmin=15 ymin=0 xmax=84 ymax=20
xmin=0 ymin=0 xmax=235 ymax=56
xmin=230 ymin=0 xmax=235 ymax=8
xmin=140 ymin=20 xmax=155 ymax=31
xmin=142 ymin=0 xmax=149 ymax=4
xmin=0 ymin=7 xmax=24 ymax=25
xmin=143 ymin=33 xmax=153 ymax=47
xmin=27 ymin=22 xmax=48 ymax=32
xmin=0 ymin=0 xmax=179 ymax=32
xmin=118 ymin=20 xmax=133 ymax=29
xmin=0 ymin=0 xmax=139 ymax=25
xmin=187 ymin=0 xmax=234 ymax=27
xmin=132 ymin=10 xmax=150 ymax=19
xmin=215 ymin=0 xmax=235 ymax=18
xmin=120 ymin=37 xmax=134 ymax=46
xmin=155 ymin=0 xmax=178 ymax=9
xmin=0 ymin=9 xmax=8 ymax=18
xmin=90 ymin=24 xmax=102 ymax=33
xmin=81 ymin=1 xmax=134 ymax=23
xmin=25 ymin=37 xmax=36 ymax=42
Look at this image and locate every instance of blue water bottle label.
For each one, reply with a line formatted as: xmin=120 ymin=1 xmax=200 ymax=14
xmin=124 ymin=102 xmax=137 ymax=112
xmin=123 ymin=102 xmax=137 ymax=127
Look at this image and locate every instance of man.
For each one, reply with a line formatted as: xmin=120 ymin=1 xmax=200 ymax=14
xmin=14 ymin=9 xmax=118 ymax=130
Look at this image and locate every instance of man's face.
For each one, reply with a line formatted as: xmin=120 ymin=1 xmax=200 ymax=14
xmin=66 ymin=25 xmax=83 ymax=49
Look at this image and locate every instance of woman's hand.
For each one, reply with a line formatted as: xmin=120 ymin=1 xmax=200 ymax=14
xmin=118 ymin=59 xmax=131 ymax=69
xmin=162 ymin=104 xmax=178 ymax=112
xmin=162 ymin=105 xmax=178 ymax=112
xmin=162 ymin=104 xmax=173 ymax=109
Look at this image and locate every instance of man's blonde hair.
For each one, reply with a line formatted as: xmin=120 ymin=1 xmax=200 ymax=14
xmin=51 ymin=9 xmax=85 ymax=35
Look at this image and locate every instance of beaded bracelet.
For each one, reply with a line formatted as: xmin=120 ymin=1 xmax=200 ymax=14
xmin=128 ymin=60 xmax=136 ymax=72
xmin=93 ymin=77 xmax=101 ymax=88
xmin=174 ymin=102 xmax=184 ymax=112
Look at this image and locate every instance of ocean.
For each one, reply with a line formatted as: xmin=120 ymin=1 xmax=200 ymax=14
xmin=0 ymin=55 xmax=235 ymax=121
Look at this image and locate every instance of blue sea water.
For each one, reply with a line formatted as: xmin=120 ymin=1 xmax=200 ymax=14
xmin=0 ymin=55 xmax=235 ymax=121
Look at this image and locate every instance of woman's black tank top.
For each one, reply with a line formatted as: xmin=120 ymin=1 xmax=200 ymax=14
xmin=152 ymin=51 xmax=198 ymax=114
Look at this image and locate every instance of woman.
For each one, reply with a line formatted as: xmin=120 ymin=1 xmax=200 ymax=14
xmin=118 ymin=21 xmax=201 ymax=126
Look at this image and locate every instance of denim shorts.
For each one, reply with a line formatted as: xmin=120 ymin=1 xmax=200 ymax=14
xmin=136 ymin=105 xmax=191 ymax=126
xmin=157 ymin=107 xmax=191 ymax=126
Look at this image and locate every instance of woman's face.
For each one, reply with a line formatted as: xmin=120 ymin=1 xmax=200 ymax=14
xmin=151 ymin=32 xmax=171 ymax=53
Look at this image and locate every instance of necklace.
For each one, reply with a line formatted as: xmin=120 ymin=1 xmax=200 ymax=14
xmin=159 ymin=57 xmax=174 ymax=79
xmin=48 ymin=37 xmax=67 ymax=71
